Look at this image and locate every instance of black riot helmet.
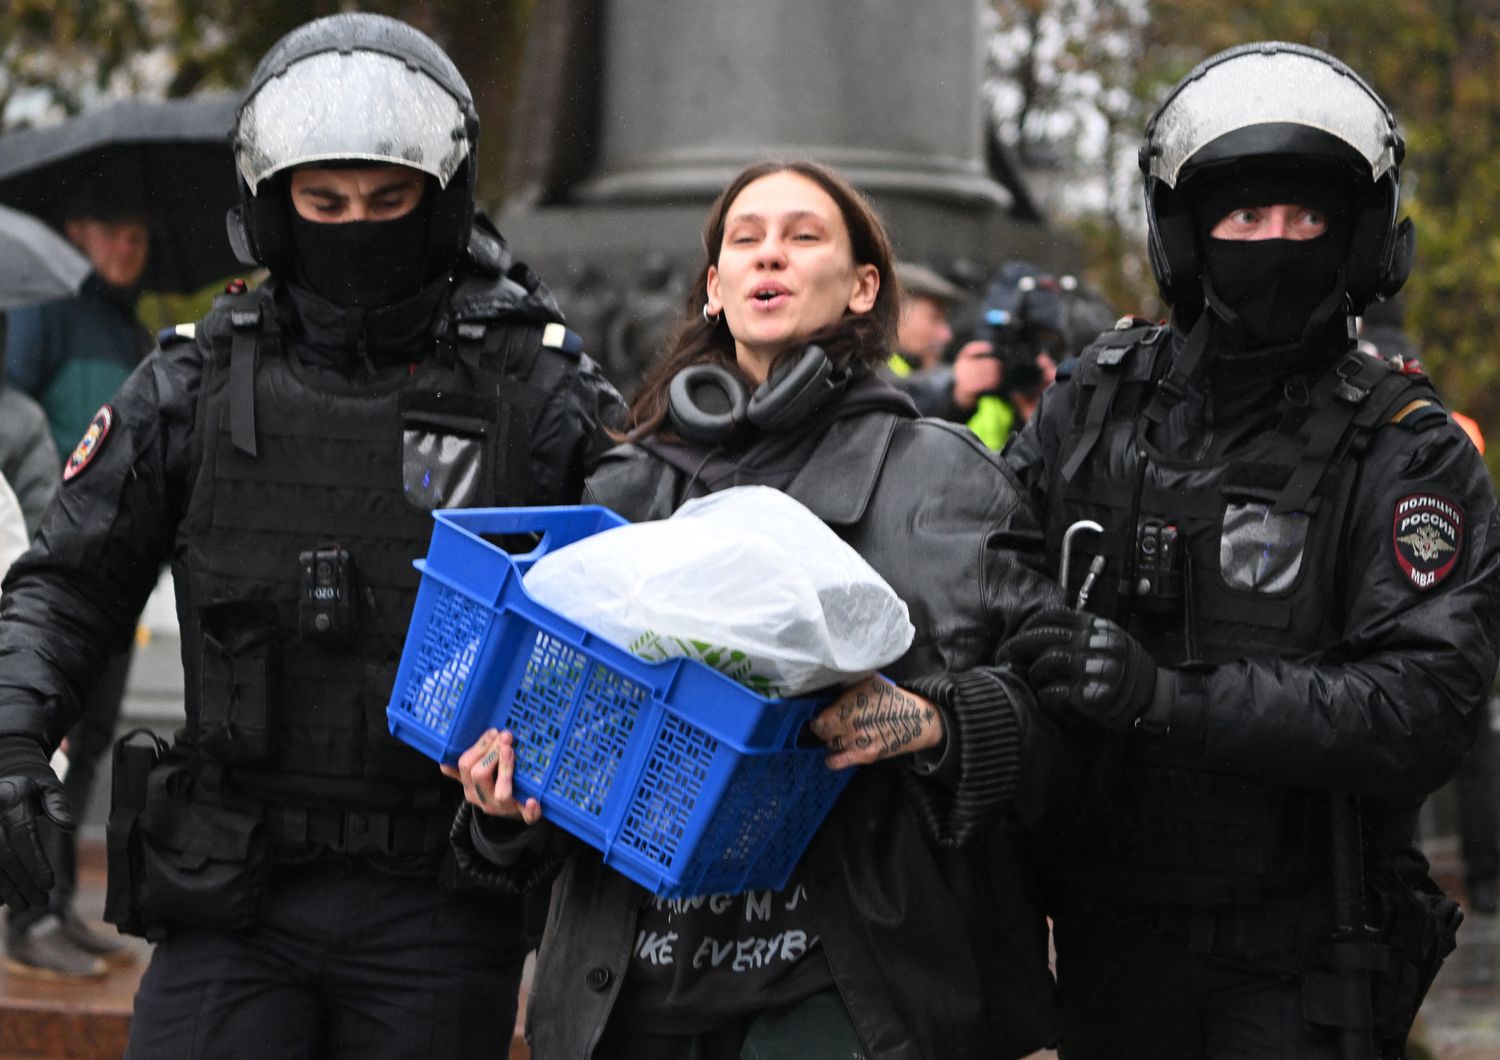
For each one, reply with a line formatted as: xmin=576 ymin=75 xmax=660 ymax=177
xmin=227 ymin=13 xmax=481 ymax=281
xmin=1140 ymin=42 xmax=1414 ymax=320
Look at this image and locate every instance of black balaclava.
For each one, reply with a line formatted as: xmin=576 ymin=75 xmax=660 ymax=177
xmin=289 ymin=184 xmax=435 ymax=309
xmin=1193 ymin=167 xmax=1353 ymax=362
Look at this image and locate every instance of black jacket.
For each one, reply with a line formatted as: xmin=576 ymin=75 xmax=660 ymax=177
xmin=1005 ymin=323 xmax=1500 ymax=915
xmin=453 ymin=397 xmax=1067 ymax=1059
xmin=0 ymin=220 xmax=624 ymax=762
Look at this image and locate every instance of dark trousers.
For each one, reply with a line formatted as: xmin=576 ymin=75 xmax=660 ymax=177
xmin=1457 ymin=699 xmax=1500 ymax=886
xmin=8 ymin=647 xmax=133 ymax=934
xmin=596 ymin=989 xmax=866 ymax=1060
xmin=125 ymin=861 xmax=527 ymax=1060
xmin=1054 ymin=913 xmax=1341 ymax=1060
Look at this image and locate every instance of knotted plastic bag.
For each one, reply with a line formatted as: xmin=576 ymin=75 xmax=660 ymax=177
xmin=523 ymin=485 xmax=914 ymax=697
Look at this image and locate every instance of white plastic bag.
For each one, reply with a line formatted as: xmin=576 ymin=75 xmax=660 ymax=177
xmin=523 ymin=486 xmax=914 ymax=697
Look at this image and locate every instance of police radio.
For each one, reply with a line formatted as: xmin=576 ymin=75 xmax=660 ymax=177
xmin=299 ymin=543 xmax=355 ymax=636
xmin=1132 ymin=517 xmax=1184 ymax=609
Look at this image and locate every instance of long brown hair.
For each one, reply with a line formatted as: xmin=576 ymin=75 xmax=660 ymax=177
xmin=623 ymin=160 xmax=901 ymax=441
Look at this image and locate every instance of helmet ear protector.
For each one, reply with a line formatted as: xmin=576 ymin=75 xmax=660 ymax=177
xmin=226 ymin=203 xmax=258 ymax=269
xmin=1140 ymin=42 xmax=1411 ymax=314
xmin=226 ymin=171 xmax=293 ymax=271
xmin=667 ymin=345 xmax=855 ymax=444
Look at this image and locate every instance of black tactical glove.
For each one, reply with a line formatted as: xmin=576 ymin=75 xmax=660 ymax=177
xmin=0 ymin=736 xmax=73 ymax=912
xmin=1006 ymin=607 xmax=1159 ymax=732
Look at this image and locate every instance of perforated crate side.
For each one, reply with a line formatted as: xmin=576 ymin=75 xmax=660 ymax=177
xmin=507 ymin=630 xmax=590 ymax=787
xmin=680 ymin=750 xmax=839 ymax=895
xmin=741 ymin=758 xmax=849 ymax=888
xmin=392 ymin=584 xmax=492 ymax=746
xmin=546 ymin=661 xmax=649 ymax=819
xmin=614 ymin=713 xmax=722 ymax=885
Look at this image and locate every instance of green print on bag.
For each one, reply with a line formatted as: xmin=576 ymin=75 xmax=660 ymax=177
xmin=629 ymin=630 xmax=782 ymax=698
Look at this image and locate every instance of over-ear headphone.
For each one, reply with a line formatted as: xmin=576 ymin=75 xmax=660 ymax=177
xmin=667 ymin=345 xmax=854 ymax=444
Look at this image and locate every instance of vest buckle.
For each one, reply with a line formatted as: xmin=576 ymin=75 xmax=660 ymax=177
xmin=338 ymin=810 xmax=394 ymax=855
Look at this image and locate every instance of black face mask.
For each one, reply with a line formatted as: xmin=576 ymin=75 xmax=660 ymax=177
xmin=290 ymin=201 xmax=433 ymax=309
xmin=1201 ymin=232 xmax=1347 ymax=351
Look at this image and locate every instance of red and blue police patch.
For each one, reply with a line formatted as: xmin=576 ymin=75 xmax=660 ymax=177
xmin=63 ymin=405 xmax=114 ymax=482
xmin=1392 ymin=492 xmax=1463 ymax=591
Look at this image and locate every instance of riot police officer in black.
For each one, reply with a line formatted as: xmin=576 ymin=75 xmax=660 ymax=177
xmin=1006 ymin=43 xmax=1500 ymax=1058
xmin=0 ymin=13 xmax=623 ymax=1057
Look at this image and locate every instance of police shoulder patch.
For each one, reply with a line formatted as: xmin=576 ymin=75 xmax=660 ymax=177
xmin=63 ymin=405 xmax=114 ymax=482
xmin=1392 ymin=492 xmax=1463 ymax=591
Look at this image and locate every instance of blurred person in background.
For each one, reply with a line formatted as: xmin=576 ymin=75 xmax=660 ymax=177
xmin=886 ymin=259 xmax=1001 ymax=426
xmin=0 ymin=180 xmax=150 ymax=980
xmin=5 ymin=181 xmax=154 ymax=461
xmin=0 ymin=317 xmax=60 ymax=537
xmin=0 ymin=473 xmax=28 ymax=587
xmin=889 ymin=259 xmax=1110 ymax=452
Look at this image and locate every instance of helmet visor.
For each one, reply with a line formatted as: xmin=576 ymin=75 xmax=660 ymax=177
xmin=236 ymin=50 xmax=471 ymax=193
xmin=1148 ymin=48 xmax=1397 ymax=189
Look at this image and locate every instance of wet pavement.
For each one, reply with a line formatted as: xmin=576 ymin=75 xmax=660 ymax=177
xmin=1410 ymin=839 xmax=1500 ymax=1059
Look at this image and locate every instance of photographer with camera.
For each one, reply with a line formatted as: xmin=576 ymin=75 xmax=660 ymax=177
xmin=886 ymin=260 xmax=1079 ymax=451
xmin=884 ymin=261 xmax=995 ymax=416
xmin=961 ymin=264 xmax=1072 ymax=450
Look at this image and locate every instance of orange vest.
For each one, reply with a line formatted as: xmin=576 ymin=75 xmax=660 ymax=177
xmin=1452 ymin=411 xmax=1486 ymax=455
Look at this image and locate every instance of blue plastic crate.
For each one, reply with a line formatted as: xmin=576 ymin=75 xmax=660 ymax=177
xmin=387 ymin=505 xmax=852 ymax=898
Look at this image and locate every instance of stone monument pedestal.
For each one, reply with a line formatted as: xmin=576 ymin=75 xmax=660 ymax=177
xmin=495 ymin=0 xmax=1076 ymax=389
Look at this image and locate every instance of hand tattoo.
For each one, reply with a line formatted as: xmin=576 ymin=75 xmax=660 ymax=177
xmin=849 ymin=684 xmax=934 ymax=756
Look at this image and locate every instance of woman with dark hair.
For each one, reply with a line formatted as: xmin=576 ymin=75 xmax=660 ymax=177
xmin=446 ymin=160 xmax=1068 ymax=1059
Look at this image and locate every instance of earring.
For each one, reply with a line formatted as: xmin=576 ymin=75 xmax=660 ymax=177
xmin=702 ymin=302 xmax=721 ymax=326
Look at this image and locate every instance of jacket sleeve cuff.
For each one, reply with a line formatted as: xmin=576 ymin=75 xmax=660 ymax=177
xmin=899 ymin=669 xmax=1022 ymax=846
xmin=1134 ymin=667 xmax=1207 ymax=746
xmin=443 ymin=801 xmax=568 ymax=896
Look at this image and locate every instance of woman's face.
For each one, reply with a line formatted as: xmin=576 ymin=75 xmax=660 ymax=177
xmin=706 ymin=171 xmax=879 ymax=381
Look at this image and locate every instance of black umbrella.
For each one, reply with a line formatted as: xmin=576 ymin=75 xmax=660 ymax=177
xmin=0 ymin=203 xmax=90 ymax=310
xmin=0 ymin=92 xmax=243 ymax=294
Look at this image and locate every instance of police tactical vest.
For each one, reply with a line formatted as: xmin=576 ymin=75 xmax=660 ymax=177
xmin=171 ymin=283 xmax=577 ymax=858
xmin=1042 ymin=323 xmax=1443 ymax=908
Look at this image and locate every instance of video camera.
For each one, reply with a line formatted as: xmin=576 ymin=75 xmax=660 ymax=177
xmin=974 ymin=270 xmax=1064 ymax=401
xmin=967 ymin=261 xmax=1119 ymax=402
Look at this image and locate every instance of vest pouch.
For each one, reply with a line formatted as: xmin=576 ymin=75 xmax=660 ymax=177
xmin=197 ymin=601 xmax=278 ymax=763
xmin=1220 ymin=492 xmax=1310 ymax=595
xmin=103 ymin=728 xmax=168 ymax=937
xmin=136 ymin=767 xmax=270 ymax=931
xmin=400 ymin=390 xmax=498 ymax=512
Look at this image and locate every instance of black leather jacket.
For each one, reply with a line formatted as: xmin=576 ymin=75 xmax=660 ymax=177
xmin=453 ymin=403 xmax=1066 ymax=1058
